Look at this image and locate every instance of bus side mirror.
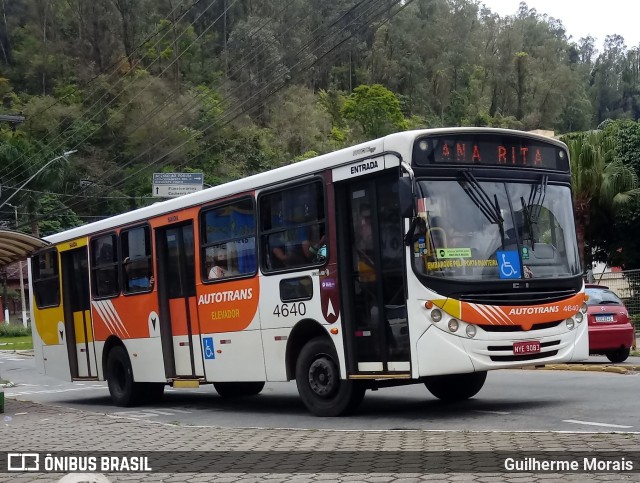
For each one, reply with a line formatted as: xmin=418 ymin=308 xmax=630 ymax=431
xmin=398 ymin=177 xmax=414 ymax=218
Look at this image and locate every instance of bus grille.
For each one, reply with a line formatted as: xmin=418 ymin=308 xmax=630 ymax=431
xmin=490 ymin=351 xmax=558 ymax=362
xmin=478 ymin=321 xmax=562 ymax=332
xmin=459 ymin=288 xmax=577 ymax=305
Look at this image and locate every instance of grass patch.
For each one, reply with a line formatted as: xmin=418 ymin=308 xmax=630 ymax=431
xmin=0 ymin=324 xmax=32 ymax=337
xmin=0 ymin=335 xmax=33 ymax=350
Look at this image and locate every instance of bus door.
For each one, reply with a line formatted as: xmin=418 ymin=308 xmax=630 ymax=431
xmin=155 ymin=222 xmax=204 ymax=378
xmin=337 ymin=172 xmax=410 ymax=374
xmin=60 ymin=246 xmax=97 ymax=378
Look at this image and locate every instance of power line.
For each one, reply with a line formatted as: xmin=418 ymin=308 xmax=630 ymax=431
xmin=0 ymin=0 xmax=202 ymax=185
xmin=73 ymin=0 xmax=378 ymax=195
xmin=7 ymin=0 xmax=296 ymax=216
xmin=17 ymin=0 xmax=412 ymax=231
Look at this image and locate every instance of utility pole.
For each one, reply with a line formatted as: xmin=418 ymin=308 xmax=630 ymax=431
xmin=6 ymin=203 xmax=27 ymax=327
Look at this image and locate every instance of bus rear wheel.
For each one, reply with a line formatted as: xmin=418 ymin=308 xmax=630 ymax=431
xmin=106 ymin=346 xmax=145 ymax=407
xmin=214 ymin=381 xmax=265 ymax=398
xmin=424 ymin=371 xmax=487 ymax=402
xmin=296 ymin=337 xmax=365 ymax=417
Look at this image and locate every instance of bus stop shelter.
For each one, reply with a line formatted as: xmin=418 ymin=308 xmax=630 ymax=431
xmin=0 ymin=229 xmax=49 ymax=268
xmin=0 ymin=229 xmax=49 ymax=321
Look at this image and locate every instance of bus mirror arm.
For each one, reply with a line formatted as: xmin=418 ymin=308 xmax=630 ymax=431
xmin=403 ymin=216 xmax=426 ymax=247
xmin=399 ymin=159 xmax=415 ymax=219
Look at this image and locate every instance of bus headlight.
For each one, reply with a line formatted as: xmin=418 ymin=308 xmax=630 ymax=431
xmin=581 ymin=303 xmax=588 ymax=314
xmin=574 ymin=312 xmax=583 ymax=324
xmin=565 ymin=318 xmax=575 ymax=330
xmin=448 ymin=319 xmax=459 ymax=332
xmin=431 ymin=309 xmax=442 ymax=322
xmin=466 ymin=324 xmax=477 ymax=338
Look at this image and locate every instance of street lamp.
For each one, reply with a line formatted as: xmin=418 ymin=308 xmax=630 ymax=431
xmin=0 ymin=149 xmax=77 ymax=212
xmin=5 ymin=203 xmax=27 ymax=328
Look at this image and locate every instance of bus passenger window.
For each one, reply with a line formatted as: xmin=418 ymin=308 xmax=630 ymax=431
xmin=31 ymin=249 xmax=61 ymax=308
xmin=260 ymin=181 xmax=327 ymax=272
xmin=200 ymin=198 xmax=256 ymax=282
xmin=91 ymin=234 xmax=119 ymax=298
xmin=121 ymin=227 xmax=153 ymax=294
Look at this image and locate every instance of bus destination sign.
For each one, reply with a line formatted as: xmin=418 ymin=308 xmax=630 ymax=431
xmin=413 ymin=134 xmax=568 ymax=171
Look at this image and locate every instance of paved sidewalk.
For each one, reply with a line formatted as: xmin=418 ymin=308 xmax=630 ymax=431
xmin=1 ymin=398 xmax=639 ymax=482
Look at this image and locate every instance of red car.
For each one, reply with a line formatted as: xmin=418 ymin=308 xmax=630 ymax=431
xmin=585 ymin=284 xmax=635 ymax=363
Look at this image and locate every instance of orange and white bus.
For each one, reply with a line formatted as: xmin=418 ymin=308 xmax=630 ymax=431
xmin=29 ymin=127 xmax=588 ymax=416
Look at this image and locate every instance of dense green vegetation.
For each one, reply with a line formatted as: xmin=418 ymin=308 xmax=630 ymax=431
xmin=2 ymin=0 xmax=640 ymax=268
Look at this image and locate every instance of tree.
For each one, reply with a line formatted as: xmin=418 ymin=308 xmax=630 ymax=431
xmin=564 ymin=130 xmax=639 ymax=267
xmin=342 ymin=84 xmax=407 ymax=140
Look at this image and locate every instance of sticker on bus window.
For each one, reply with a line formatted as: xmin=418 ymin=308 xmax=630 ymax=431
xmin=435 ymin=248 xmax=472 ymax=259
xmin=497 ymin=250 xmax=521 ymax=279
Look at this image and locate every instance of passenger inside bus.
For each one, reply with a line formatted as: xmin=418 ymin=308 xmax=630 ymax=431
xmin=208 ymin=245 xmax=232 ymax=279
xmin=356 ymin=204 xmax=376 ymax=283
xmin=123 ymin=257 xmax=153 ymax=291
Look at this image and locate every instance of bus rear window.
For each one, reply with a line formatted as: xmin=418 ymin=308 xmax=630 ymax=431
xmin=31 ymin=249 xmax=60 ymax=308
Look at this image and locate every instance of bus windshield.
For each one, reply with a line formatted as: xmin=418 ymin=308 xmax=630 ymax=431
xmin=413 ymin=179 xmax=581 ymax=282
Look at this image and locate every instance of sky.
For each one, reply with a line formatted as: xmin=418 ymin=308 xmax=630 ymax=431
xmin=480 ymin=0 xmax=640 ymax=51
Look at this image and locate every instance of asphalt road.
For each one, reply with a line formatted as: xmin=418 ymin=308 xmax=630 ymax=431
xmin=2 ymin=351 xmax=639 ymax=433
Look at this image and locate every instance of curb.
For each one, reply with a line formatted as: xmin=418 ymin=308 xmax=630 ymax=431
xmin=526 ymin=364 xmax=640 ymax=374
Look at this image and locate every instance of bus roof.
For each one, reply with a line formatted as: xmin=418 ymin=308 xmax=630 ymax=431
xmin=44 ymin=127 xmax=566 ymax=245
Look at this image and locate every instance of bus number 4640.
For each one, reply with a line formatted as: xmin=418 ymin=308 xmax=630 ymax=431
xmin=273 ymin=302 xmax=307 ymax=317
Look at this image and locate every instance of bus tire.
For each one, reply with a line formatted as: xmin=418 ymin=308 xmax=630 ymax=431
xmin=106 ymin=346 xmax=144 ymax=407
xmin=213 ymin=381 xmax=265 ymax=398
xmin=424 ymin=371 xmax=487 ymax=402
xmin=295 ymin=337 xmax=365 ymax=417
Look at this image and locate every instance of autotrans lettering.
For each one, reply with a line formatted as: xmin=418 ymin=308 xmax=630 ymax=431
xmin=198 ymin=288 xmax=253 ymax=305
xmin=508 ymin=306 xmax=560 ymax=316
xmin=350 ymin=159 xmax=378 ymax=174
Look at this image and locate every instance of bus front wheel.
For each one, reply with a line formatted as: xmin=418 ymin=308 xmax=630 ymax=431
xmin=214 ymin=381 xmax=265 ymax=397
xmin=424 ymin=371 xmax=487 ymax=402
xmin=295 ymin=337 xmax=365 ymax=417
xmin=106 ymin=346 xmax=145 ymax=406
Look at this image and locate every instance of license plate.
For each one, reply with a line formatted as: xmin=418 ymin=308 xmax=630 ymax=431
xmin=513 ymin=340 xmax=541 ymax=355
xmin=595 ymin=315 xmax=614 ymax=323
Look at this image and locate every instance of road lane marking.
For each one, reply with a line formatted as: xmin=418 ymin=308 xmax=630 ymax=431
xmin=474 ymin=410 xmax=511 ymax=415
xmin=563 ymin=419 xmax=633 ymax=429
xmin=110 ymin=408 xmax=193 ymax=419
xmin=6 ymin=386 xmax=108 ymax=396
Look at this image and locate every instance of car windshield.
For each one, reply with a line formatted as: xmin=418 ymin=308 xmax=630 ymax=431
xmin=585 ymin=288 xmax=623 ymax=306
xmin=412 ymin=179 xmax=581 ymax=282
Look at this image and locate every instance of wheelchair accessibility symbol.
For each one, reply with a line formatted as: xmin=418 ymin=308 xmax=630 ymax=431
xmin=497 ymin=250 xmax=521 ymax=279
xmin=203 ymin=337 xmax=215 ymax=360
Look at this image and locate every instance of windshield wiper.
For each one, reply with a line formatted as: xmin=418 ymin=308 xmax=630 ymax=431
xmin=458 ymin=171 xmax=505 ymax=246
xmin=520 ymin=175 xmax=548 ymax=249
xmin=526 ymin=175 xmax=548 ymax=223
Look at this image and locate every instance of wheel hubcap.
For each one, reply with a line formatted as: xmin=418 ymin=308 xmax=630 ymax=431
xmin=308 ymin=356 xmax=338 ymax=398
